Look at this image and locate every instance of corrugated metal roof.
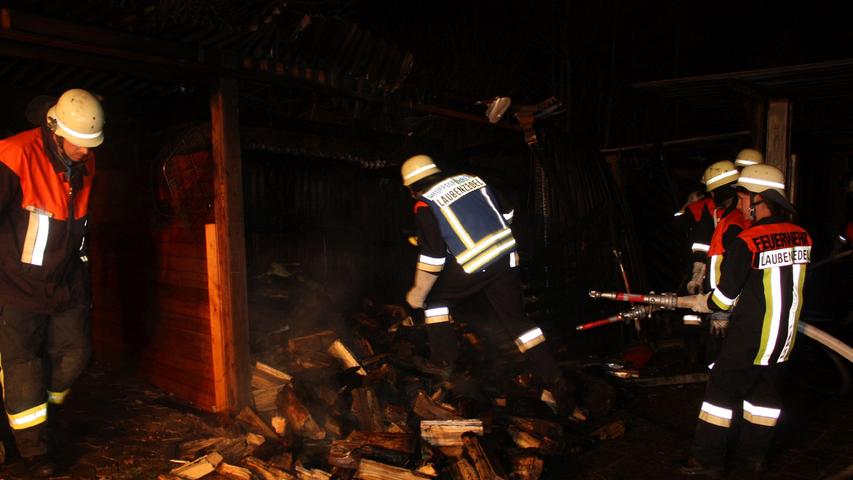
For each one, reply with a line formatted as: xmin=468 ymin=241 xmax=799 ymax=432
xmin=632 ymin=59 xmax=853 ymax=109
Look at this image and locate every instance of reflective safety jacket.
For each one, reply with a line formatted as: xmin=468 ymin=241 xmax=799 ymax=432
xmin=0 ymin=128 xmax=94 ymax=313
xmin=414 ymin=174 xmax=516 ymax=274
xmin=706 ymin=205 xmax=749 ymax=290
xmin=708 ymin=217 xmax=812 ymax=365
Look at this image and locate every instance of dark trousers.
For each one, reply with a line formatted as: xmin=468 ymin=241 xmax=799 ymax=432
xmin=0 ymin=304 xmax=91 ymax=457
xmin=692 ymin=355 xmax=786 ymax=469
xmin=423 ymin=258 xmax=563 ymax=386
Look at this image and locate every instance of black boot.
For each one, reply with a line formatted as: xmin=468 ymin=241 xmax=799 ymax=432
xmin=24 ymin=454 xmax=57 ymax=478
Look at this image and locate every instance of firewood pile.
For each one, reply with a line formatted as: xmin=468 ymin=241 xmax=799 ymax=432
xmin=159 ymin=298 xmax=623 ymax=480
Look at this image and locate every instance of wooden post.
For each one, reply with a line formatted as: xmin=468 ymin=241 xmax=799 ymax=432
xmin=210 ymin=77 xmax=251 ymax=411
xmin=765 ymin=99 xmax=792 ymax=183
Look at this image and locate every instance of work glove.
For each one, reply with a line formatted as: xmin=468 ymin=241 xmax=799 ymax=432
xmin=686 ymin=262 xmax=707 ymax=295
xmin=406 ymin=269 xmax=439 ymax=309
xmin=677 ymin=293 xmax=712 ymax=313
xmin=709 ymin=312 xmax=730 ymax=337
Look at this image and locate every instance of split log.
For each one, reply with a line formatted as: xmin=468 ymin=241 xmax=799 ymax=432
xmin=277 ymin=385 xmax=326 ymax=440
xmin=416 ymin=463 xmax=438 ymax=478
xmin=462 ymin=433 xmax=504 ymax=480
xmin=354 ymin=459 xmax=431 ymax=480
xmin=590 ymin=420 xmax=626 ymax=442
xmin=384 ymin=404 xmax=408 ymax=425
xmin=330 ymin=435 xmax=415 ymax=470
xmin=506 ymin=426 xmax=558 ymax=455
xmin=170 ymin=452 xmax=223 ymax=479
xmin=268 ymin=452 xmax=294 ymax=471
xmin=244 ymin=456 xmax=296 ymax=480
xmin=296 ymin=466 xmax=332 ymax=480
xmin=177 ymin=437 xmax=227 ymax=459
xmin=413 ymin=392 xmax=462 ymax=420
xmin=329 ymin=339 xmax=367 ymax=376
xmin=507 ymin=451 xmax=543 ymax=480
xmin=254 ymin=386 xmax=285 ymax=414
xmin=420 ymin=420 xmax=483 ymax=447
xmin=351 ymin=387 xmax=384 ymax=432
xmin=216 ymin=462 xmax=254 ymax=480
xmin=324 ymin=416 xmax=343 ymax=438
xmin=446 ymin=459 xmax=478 ymax=480
xmin=246 ymin=432 xmax=266 ymax=447
xmin=346 ymin=432 xmax=416 ymax=454
xmin=287 ymin=330 xmax=337 ymax=353
xmin=253 ymin=361 xmax=293 ymax=388
xmin=272 ymin=415 xmax=287 ymax=435
xmin=236 ymin=406 xmax=280 ymax=440
xmin=508 ymin=417 xmax=563 ymax=439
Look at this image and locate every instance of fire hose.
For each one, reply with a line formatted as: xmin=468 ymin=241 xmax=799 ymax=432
xmin=582 ymin=290 xmax=853 ymax=363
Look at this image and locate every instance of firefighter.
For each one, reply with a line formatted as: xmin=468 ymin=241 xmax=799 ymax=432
xmin=701 ymin=161 xmax=750 ymax=343
xmin=734 ymin=147 xmax=764 ymax=168
xmin=0 ymin=89 xmax=104 ymax=477
xmin=401 ymin=155 xmax=575 ymax=418
xmin=683 ymin=148 xmax=763 ymax=296
xmin=679 ymin=164 xmax=812 ymax=477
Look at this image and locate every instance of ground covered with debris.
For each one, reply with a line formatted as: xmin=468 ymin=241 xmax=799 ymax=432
xmin=0 ymin=269 xmax=850 ymax=479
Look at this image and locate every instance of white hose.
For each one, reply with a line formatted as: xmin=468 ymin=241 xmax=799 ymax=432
xmin=798 ymin=321 xmax=853 ymax=363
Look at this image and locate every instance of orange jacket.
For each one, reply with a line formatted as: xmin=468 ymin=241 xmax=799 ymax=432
xmin=0 ymin=127 xmax=95 ymax=313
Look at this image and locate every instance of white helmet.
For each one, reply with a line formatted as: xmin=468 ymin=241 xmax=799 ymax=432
xmin=46 ymin=88 xmax=104 ymax=148
xmin=737 ymin=164 xmax=795 ymax=212
xmin=401 ymin=154 xmax=441 ymax=186
xmin=702 ymin=160 xmax=739 ymax=192
xmin=734 ymin=148 xmax=764 ymax=167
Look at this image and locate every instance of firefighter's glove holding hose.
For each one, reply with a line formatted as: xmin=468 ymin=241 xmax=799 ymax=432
xmin=691 ymin=292 xmax=712 ymax=313
xmin=678 ymin=293 xmax=712 ymax=313
xmin=406 ymin=270 xmax=439 ymax=309
xmin=709 ymin=312 xmax=729 ymax=337
xmin=686 ymin=262 xmax=706 ymax=295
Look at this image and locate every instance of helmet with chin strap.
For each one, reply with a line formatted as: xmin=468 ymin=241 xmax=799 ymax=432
xmin=45 ymin=88 xmax=104 ymax=148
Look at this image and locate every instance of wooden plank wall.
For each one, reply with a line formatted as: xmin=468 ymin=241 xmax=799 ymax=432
xmin=90 ymin=151 xmax=219 ymax=412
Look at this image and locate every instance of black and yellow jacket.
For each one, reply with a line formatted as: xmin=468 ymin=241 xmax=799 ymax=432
xmin=0 ymin=127 xmax=94 ymax=313
xmin=414 ymin=173 xmax=516 ymax=274
xmin=707 ymin=216 xmax=812 ymax=365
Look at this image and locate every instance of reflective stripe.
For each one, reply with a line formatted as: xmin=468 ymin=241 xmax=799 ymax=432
xmin=403 ymin=163 xmax=437 ymax=181
xmin=698 ymin=401 xmax=732 ymax=428
xmin=48 ymin=389 xmax=70 ymax=404
xmin=711 ymin=288 xmax=735 ymax=310
xmin=777 ymin=264 xmax=803 ymax=362
xmin=708 ymin=362 xmax=715 ymax=370
xmin=735 ymin=159 xmax=759 ymax=166
xmin=480 ymin=190 xmax=507 ymax=228
xmin=674 ymin=211 xmax=684 ymax=217
xmin=80 ymin=255 xmax=89 ymax=263
xmin=457 ymin=228 xmax=513 ymax=264
xmin=682 ymin=314 xmax=702 ymax=325
xmin=509 ymin=251 xmax=519 ymax=268
xmin=692 ymin=243 xmax=710 ymax=253
xmin=709 ymin=254 xmax=722 ymax=289
xmin=706 ymin=169 xmax=738 ymax=186
xmin=21 ymin=211 xmax=50 ymax=266
xmin=756 ymin=267 xmax=782 ymax=365
xmin=8 ymin=403 xmax=48 ymax=430
xmin=739 ymin=176 xmax=785 ymax=190
xmin=743 ymin=400 xmax=780 ymax=426
xmin=418 ymin=255 xmax=445 ymax=271
xmin=440 ymin=207 xmax=475 ymax=248
xmin=463 ymin=237 xmax=516 ymax=273
xmin=419 ymin=255 xmax=445 ymax=266
xmin=503 ymin=210 xmax=514 ymax=222
xmin=515 ymin=327 xmax=545 ymax=353
xmin=425 ymin=307 xmax=451 ymax=325
xmin=56 ymin=117 xmax=102 ymax=140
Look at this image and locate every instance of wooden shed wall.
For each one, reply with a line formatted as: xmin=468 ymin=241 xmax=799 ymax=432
xmin=89 ymin=148 xmax=218 ymax=411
